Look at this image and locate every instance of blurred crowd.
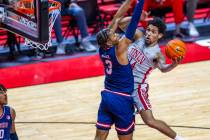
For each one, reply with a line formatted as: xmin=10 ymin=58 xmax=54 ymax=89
xmin=1 ymin=0 xmax=210 ymax=61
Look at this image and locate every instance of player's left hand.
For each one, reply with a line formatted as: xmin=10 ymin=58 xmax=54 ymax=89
xmin=140 ymin=11 xmax=150 ymax=21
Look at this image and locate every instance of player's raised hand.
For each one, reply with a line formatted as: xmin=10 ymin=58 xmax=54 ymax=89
xmin=140 ymin=10 xmax=150 ymax=21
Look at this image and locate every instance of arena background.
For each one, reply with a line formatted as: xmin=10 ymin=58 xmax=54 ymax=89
xmin=0 ymin=0 xmax=210 ymax=139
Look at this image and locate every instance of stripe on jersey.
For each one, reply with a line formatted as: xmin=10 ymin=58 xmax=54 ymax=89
xmin=141 ymin=67 xmax=153 ymax=83
xmin=137 ymin=84 xmax=149 ymax=110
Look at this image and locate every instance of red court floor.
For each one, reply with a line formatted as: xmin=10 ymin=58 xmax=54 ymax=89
xmin=1 ymin=39 xmax=210 ymax=88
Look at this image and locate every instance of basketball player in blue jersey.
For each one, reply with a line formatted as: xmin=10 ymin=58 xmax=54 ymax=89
xmin=0 ymin=84 xmax=19 ymax=140
xmin=94 ymin=0 xmax=145 ymax=140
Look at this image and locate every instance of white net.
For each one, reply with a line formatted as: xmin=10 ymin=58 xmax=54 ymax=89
xmin=21 ymin=9 xmax=60 ymax=50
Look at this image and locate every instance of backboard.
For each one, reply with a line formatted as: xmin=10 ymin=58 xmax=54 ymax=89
xmin=0 ymin=0 xmax=49 ymax=43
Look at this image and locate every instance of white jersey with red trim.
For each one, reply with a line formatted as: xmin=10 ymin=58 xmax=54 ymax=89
xmin=128 ymin=37 xmax=161 ymax=86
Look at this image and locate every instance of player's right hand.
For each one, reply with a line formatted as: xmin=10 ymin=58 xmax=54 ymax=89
xmin=173 ymin=56 xmax=183 ymax=64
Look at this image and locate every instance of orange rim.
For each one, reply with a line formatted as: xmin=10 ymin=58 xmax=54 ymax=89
xmin=17 ymin=0 xmax=61 ymax=15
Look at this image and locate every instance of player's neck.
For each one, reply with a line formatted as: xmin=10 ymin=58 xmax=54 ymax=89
xmin=147 ymin=42 xmax=158 ymax=48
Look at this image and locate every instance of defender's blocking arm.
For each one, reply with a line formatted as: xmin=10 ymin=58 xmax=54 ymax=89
xmin=118 ymin=10 xmax=149 ymax=41
xmin=121 ymin=0 xmax=145 ymax=46
xmin=108 ymin=0 xmax=134 ymax=31
xmin=116 ymin=0 xmax=145 ymax=63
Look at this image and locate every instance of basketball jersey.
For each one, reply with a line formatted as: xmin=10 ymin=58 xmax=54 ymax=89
xmin=99 ymin=46 xmax=134 ymax=94
xmin=0 ymin=106 xmax=12 ymax=140
xmin=128 ymin=37 xmax=161 ymax=87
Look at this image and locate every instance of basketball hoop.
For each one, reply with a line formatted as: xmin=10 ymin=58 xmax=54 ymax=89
xmin=16 ymin=0 xmax=61 ymax=50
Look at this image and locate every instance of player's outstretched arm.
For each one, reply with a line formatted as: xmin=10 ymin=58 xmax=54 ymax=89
xmin=108 ymin=0 xmax=134 ymax=31
xmin=116 ymin=0 xmax=144 ymax=64
xmin=10 ymin=107 xmax=19 ymax=140
xmin=118 ymin=10 xmax=149 ymax=41
xmin=124 ymin=0 xmax=144 ymax=42
xmin=156 ymin=53 xmax=182 ymax=73
xmin=118 ymin=0 xmax=145 ymax=50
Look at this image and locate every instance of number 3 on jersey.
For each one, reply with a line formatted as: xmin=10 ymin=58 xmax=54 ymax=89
xmin=105 ymin=59 xmax=112 ymax=75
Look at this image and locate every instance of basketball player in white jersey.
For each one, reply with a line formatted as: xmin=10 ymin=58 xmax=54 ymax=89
xmin=118 ymin=17 xmax=185 ymax=140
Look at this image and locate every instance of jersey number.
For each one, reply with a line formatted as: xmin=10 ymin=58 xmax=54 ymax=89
xmin=0 ymin=129 xmax=4 ymax=139
xmin=105 ymin=60 xmax=112 ymax=75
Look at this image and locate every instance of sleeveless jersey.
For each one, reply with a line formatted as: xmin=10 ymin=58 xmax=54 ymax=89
xmin=99 ymin=46 xmax=134 ymax=94
xmin=128 ymin=37 xmax=161 ymax=86
xmin=0 ymin=106 xmax=12 ymax=140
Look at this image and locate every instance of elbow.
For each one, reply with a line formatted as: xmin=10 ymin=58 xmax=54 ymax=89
xmin=159 ymin=68 xmax=168 ymax=73
xmin=160 ymin=69 xmax=165 ymax=73
xmin=118 ymin=24 xmax=124 ymax=30
xmin=115 ymin=17 xmax=122 ymax=25
xmin=161 ymin=70 xmax=168 ymax=73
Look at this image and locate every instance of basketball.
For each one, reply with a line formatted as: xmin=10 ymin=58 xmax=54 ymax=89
xmin=165 ymin=39 xmax=186 ymax=60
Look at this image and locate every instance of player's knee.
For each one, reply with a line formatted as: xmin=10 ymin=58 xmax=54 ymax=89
xmin=94 ymin=134 xmax=103 ymax=140
xmin=94 ymin=129 xmax=108 ymax=140
xmin=94 ymin=136 xmax=100 ymax=140
xmin=94 ymin=135 xmax=107 ymax=140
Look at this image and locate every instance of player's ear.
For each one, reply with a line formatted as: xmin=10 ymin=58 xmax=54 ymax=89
xmin=107 ymin=40 xmax=112 ymax=46
xmin=158 ymin=33 xmax=163 ymax=39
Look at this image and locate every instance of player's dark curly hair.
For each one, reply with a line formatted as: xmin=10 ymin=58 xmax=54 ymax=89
xmin=0 ymin=84 xmax=7 ymax=93
xmin=148 ymin=17 xmax=166 ymax=35
xmin=96 ymin=28 xmax=111 ymax=49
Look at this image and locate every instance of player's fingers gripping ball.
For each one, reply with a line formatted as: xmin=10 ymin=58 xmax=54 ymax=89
xmin=165 ymin=39 xmax=186 ymax=61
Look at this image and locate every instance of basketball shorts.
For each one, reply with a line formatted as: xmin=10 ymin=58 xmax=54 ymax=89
xmin=96 ymin=89 xmax=135 ymax=135
xmin=132 ymin=83 xmax=152 ymax=112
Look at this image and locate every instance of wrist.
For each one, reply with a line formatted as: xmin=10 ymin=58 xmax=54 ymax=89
xmin=171 ymin=62 xmax=178 ymax=67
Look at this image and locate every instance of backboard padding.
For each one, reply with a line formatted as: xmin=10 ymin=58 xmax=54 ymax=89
xmin=0 ymin=0 xmax=49 ymax=43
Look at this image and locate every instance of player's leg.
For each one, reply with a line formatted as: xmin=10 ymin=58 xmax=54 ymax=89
xmin=95 ymin=90 xmax=114 ymax=140
xmin=110 ymin=92 xmax=135 ymax=140
xmin=134 ymin=84 xmax=185 ymax=140
xmin=140 ymin=109 xmax=177 ymax=139
xmin=94 ymin=129 xmax=109 ymax=140
xmin=135 ymin=84 xmax=176 ymax=138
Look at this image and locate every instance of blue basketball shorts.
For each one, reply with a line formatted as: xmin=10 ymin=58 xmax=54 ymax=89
xmin=96 ymin=89 xmax=135 ymax=135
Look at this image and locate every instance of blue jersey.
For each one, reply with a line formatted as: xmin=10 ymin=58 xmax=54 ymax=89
xmin=99 ymin=46 xmax=134 ymax=94
xmin=0 ymin=106 xmax=12 ymax=140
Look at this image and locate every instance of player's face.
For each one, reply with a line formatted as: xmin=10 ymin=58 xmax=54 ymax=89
xmin=145 ymin=24 xmax=163 ymax=45
xmin=107 ymin=30 xmax=120 ymax=46
xmin=0 ymin=92 xmax=7 ymax=105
